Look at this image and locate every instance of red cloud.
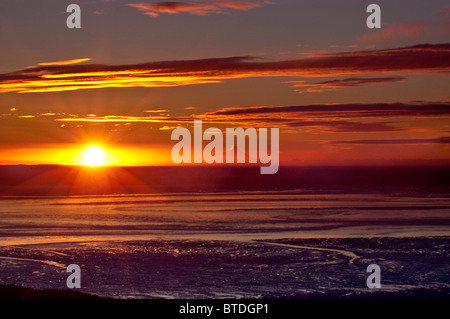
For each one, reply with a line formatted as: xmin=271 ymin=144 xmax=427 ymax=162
xmin=127 ymin=1 xmax=273 ymax=17
xmin=289 ymin=77 xmax=405 ymax=94
xmin=332 ymin=137 xmax=450 ymax=145
xmin=360 ymin=6 xmax=450 ymax=44
xmin=128 ymin=2 xmax=220 ymax=17
xmin=206 ymin=102 xmax=450 ymax=119
xmin=360 ymin=22 xmax=429 ymax=44
xmin=217 ymin=1 xmax=271 ymax=10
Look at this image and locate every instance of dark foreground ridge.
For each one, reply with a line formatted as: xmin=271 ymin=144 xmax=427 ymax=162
xmin=1 ymin=283 xmax=448 ymax=299
xmin=0 ymin=283 xmax=103 ymax=299
xmin=0 ymin=165 xmax=449 ymax=196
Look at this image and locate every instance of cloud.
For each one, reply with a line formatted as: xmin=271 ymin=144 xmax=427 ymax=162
xmin=198 ymin=102 xmax=450 ymax=132
xmin=159 ymin=125 xmax=179 ymax=130
xmin=206 ymin=102 xmax=450 ymax=118
xmin=331 ymin=137 xmax=450 ymax=145
xmin=289 ymin=76 xmax=405 ymax=93
xmin=52 ymin=102 xmax=450 ymax=133
xmin=55 ymin=115 xmax=176 ymax=123
xmin=54 ymin=114 xmax=400 ymax=133
xmin=360 ymin=6 xmax=450 ymax=44
xmin=360 ymin=22 xmax=427 ymax=44
xmin=217 ymin=1 xmax=269 ymax=10
xmin=127 ymin=1 xmax=273 ymax=17
xmin=0 ymin=43 xmax=448 ymax=93
xmin=282 ymin=120 xmax=400 ymax=132
xmin=144 ymin=109 xmax=170 ymax=113
xmin=54 ymin=114 xmax=399 ymax=132
xmin=127 ymin=2 xmax=220 ymax=17
xmin=37 ymin=58 xmax=91 ymax=66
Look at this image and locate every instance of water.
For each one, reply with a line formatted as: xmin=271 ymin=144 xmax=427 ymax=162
xmin=0 ymin=191 xmax=449 ymax=298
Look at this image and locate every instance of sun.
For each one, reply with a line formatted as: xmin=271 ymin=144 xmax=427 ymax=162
xmin=82 ymin=146 xmax=106 ymax=166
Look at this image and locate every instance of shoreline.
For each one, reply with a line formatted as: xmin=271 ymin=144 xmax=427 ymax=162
xmin=1 ymin=237 xmax=448 ymax=299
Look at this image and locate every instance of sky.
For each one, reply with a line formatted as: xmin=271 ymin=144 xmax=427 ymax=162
xmin=0 ymin=0 xmax=449 ymax=166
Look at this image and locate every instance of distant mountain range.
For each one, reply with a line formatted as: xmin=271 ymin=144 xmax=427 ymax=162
xmin=0 ymin=165 xmax=449 ymax=196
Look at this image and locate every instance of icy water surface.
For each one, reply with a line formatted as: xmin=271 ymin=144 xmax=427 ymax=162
xmin=0 ymin=191 xmax=449 ymax=298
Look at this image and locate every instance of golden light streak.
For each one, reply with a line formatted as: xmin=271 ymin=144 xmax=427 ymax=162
xmin=41 ymin=70 xmax=154 ymax=78
xmin=55 ymin=115 xmax=173 ymax=123
xmin=0 ymin=74 xmax=223 ymax=93
xmin=0 ymin=67 xmax=431 ymax=94
xmin=37 ymin=58 xmax=91 ymax=66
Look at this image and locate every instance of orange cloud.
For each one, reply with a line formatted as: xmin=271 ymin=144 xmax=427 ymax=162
xmin=127 ymin=1 xmax=273 ymax=17
xmin=0 ymin=44 xmax=448 ymax=93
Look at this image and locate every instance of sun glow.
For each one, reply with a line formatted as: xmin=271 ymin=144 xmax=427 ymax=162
xmin=82 ymin=146 xmax=106 ymax=166
xmin=0 ymin=144 xmax=172 ymax=166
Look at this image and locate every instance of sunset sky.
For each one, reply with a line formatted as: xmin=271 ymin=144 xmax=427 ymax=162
xmin=0 ymin=0 xmax=449 ymax=166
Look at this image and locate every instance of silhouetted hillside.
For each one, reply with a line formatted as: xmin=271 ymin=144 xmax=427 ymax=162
xmin=0 ymin=284 xmax=102 ymax=299
xmin=0 ymin=165 xmax=449 ymax=196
